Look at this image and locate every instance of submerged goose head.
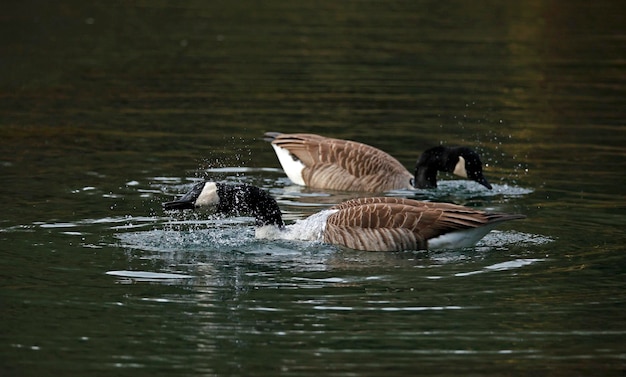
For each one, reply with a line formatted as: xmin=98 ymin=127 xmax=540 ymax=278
xmin=413 ymin=146 xmax=492 ymax=190
xmin=163 ymin=182 xmax=525 ymax=252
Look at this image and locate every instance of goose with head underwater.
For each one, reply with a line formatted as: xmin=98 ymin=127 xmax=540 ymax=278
xmin=163 ymin=181 xmax=525 ymax=252
xmin=264 ymin=132 xmax=492 ymax=192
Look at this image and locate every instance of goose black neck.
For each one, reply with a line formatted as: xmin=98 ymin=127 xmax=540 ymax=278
xmin=216 ymin=184 xmax=285 ymax=228
xmin=413 ymin=146 xmax=449 ymax=188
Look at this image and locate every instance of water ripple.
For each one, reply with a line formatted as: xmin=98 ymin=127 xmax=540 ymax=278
xmin=454 ymin=258 xmax=545 ymax=277
xmin=106 ymin=270 xmax=193 ymax=282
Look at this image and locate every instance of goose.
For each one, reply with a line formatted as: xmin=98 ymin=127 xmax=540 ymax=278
xmin=163 ymin=181 xmax=525 ymax=252
xmin=264 ymin=132 xmax=492 ymax=192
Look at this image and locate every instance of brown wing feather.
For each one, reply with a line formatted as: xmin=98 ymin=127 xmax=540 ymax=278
xmin=270 ymin=133 xmax=412 ymax=191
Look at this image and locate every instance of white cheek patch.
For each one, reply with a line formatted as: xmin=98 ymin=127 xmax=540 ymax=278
xmin=195 ymin=182 xmax=219 ymax=207
xmin=453 ymin=156 xmax=468 ymax=178
xmin=271 ymin=144 xmax=306 ymax=186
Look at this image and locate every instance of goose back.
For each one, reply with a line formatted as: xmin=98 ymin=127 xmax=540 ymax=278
xmin=268 ymin=133 xmax=413 ymax=192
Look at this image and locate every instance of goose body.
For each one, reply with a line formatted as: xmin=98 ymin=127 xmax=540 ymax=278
xmin=163 ymin=182 xmax=524 ymax=252
xmin=264 ymin=132 xmax=492 ymax=192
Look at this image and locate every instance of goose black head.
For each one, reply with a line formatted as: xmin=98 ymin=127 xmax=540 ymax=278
xmin=454 ymin=147 xmax=492 ymax=190
xmin=162 ymin=181 xmax=218 ymax=210
xmin=413 ymin=146 xmax=492 ymax=189
xmin=163 ymin=181 xmax=285 ymax=227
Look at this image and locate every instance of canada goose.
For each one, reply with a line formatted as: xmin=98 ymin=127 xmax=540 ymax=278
xmin=264 ymin=132 xmax=492 ymax=192
xmin=163 ymin=181 xmax=524 ymax=252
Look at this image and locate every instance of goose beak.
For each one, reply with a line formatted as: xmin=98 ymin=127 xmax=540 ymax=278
xmin=163 ymin=199 xmax=196 ymax=210
xmin=475 ymin=175 xmax=492 ymax=190
xmin=163 ymin=181 xmax=217 ymax=210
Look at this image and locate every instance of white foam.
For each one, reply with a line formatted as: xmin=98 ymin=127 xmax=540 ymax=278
xmin=255 ymin=209 xmax=338 ymax=242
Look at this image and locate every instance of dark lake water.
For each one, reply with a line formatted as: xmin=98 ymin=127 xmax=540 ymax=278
xmin=1 ymin=1 xmax=625 ymax=376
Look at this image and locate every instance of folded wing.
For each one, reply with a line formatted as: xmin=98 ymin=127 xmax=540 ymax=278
xmin=267 ymin=133 xmax=412 ymax=191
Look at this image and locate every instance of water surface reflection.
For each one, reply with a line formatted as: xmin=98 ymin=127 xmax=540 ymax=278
xmin=1 ymin=0 xmax=625 ymax=376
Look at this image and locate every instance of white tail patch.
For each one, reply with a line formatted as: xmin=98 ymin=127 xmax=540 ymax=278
xmin=271 ymin=144 xmax=306 ymax=186
xmin=453 ymin=156 xmax=468 ymax=178
xmin=427 ymin=224 xmax=498 ymax=250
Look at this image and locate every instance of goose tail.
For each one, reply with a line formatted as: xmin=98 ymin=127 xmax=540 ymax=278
xmin=263 ymin=131 xmax=283 ymax=142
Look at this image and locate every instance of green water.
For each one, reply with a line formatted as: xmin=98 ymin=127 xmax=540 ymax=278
xmin=1 ymin=1 xmax=625 ymax=376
